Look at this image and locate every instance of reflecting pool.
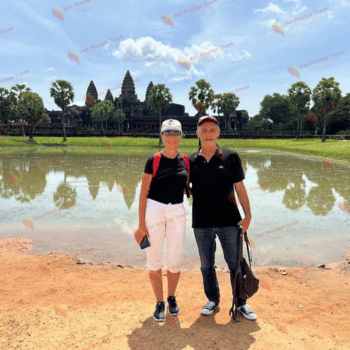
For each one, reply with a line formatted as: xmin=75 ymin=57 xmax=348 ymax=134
xmin=1 ymin=147 xmax=349 ymax=269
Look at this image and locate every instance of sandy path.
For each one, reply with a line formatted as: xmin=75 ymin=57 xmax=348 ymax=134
xmin=0 ymin=238 xmax=349 ymax=350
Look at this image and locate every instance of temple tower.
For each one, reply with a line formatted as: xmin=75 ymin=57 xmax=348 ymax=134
xmin=120 ymin=70 xmax=139 ymax=101
xmin=145 ymin=81 xmax=154 ymax=102
xmin=85 ymin=81 xmax=98 ymax=107
xmin=105 ymin=89 xmax=114 ymax=103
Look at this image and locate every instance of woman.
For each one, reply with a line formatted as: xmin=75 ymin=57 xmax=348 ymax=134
xmin=134 ymin=119 xmax=190 ymax=322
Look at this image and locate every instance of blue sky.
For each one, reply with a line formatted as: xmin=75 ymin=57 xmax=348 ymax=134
xmin=1 ymin=0 xmax=349 ymax=117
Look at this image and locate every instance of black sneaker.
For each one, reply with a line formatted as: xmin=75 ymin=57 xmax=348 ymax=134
xmin=237 ymin=304 xmax=257 ymax=321
xmin=167 ymin=295 xmax=180 ymax=315
xmin=153 ymin=301 xmax=165 ymax=322
xmin=201 ymin=300 xmax=220 ymax=315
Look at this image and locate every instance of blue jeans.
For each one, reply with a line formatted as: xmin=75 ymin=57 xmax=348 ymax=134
xmin=193 ymin=225 xmax=246 ymax=307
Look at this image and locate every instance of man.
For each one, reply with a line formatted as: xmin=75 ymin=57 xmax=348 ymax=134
xmin=188 ymin=115 xmax=257 ymax=321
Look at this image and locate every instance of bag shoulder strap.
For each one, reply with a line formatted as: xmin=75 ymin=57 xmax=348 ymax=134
xmin=152 ymin=152 xmax=162 ymax=178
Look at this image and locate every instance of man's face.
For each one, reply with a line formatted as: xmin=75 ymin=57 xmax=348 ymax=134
xmin=196 ymin=121 xmax=220 ymax=147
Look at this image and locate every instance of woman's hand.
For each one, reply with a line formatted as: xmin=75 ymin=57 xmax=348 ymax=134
xmin=134 ymin=225 xmax=149 ymax=246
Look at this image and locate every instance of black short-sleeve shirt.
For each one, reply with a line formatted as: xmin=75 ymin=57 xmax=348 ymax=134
xmin=144 ymin=153 xmax=188 ymax=204
xmin=189 ymin=144 xmax=245 ymax=228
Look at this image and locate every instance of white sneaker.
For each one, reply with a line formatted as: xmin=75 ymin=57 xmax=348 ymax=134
xmin=201 ymin=301 xmax=219 ymax=315
xmin=237 ymin=304 xmax=257 ymax=320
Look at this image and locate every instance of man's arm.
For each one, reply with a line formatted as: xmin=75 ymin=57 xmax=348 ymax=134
xmin=235 ymin=181 xmax=252 ymax=233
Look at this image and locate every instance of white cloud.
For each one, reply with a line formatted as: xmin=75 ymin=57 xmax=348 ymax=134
xmin=283 ymin=0 xmax=306 ymax=15
xmin=111 ymin=36 xmax=235 ymax=79
xmin=259 ymin=19 xmax=280 ymax=29
xmin=227 ymin=50 xmax=252 ymax=61
xmin=46 ymin=68 xmax=55 ymax=71
xmin=112 ymin=37 xmax=183 ymax=65
xmin=329 ymin=0 xmax=350 ymax=7
xmin=130 ymin=70 xmax=141 ymax=76
xmin=168 ymin=76 xmax=190 ymax=82
xmin=112 ymin=36 xmax=228 ymax=65
xmin=254 ymin=2 xmax=285 ymax=14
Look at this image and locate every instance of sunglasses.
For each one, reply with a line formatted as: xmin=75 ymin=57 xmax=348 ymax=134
xmin=163 ymin=131 xmax=182 ymax=137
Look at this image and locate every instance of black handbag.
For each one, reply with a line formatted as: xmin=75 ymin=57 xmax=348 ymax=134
xmin=229 ymin=228 xmax=259 ymax=320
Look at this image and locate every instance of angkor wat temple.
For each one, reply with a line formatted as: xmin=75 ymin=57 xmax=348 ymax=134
xmin=45 ymin=70 xmax=244 ymax=133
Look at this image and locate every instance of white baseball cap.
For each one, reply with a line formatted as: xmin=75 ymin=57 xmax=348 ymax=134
xmin=161 ymin=119 xmax=182 ymax=133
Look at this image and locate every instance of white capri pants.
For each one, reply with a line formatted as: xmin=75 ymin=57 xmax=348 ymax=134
xmin=145 ymin=198 xmax=187 ymax=273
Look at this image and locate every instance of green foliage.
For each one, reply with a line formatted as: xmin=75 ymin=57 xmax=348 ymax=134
xmin=215 ymin=92 xmax=240 ymax=131
xmin=11 ymin=84 xmax=32 ymax=100
xmin=37 ymin=113 xmax=51 ymax=125
xmin=189 ymin=79 xmax=215 ymax=115
xmin=0 ymin=137 xmax=349 ymax=163
xmin=113 ymin=109 xmax=126 ymax=131
xmin=50 ymin=80 xmax=75 ymax=141
xmin=287 ymin=81 xmax=312 ymax=139
xmin=16 ymin=92 xmax=44 ymax=123
xmin=312 ymin=77 xmax=342 ymax=142
xmin=91 ymin=100 xmax=115 ymax=131
xmin=148 ymin=84 xmax=172 ymax=115
xmin=16 ymin=91 xmax=45 ymax=140
xmin=0 ymin=87 xmax=17 ymax=123
xmin=50 ymin=80 xmax=75 ymax=111
xmin=260 ymin=93 xmax=290 ymax=131
xmin=148 ymin=84 xmax=173 ymax=146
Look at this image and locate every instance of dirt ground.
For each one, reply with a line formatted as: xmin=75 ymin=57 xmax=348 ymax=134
xmin=1 ymin=238 xmax=349 ymax=350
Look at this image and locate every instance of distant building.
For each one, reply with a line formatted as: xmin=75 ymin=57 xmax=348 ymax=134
xmin=45 ymin=70 xmax=245 ymax=133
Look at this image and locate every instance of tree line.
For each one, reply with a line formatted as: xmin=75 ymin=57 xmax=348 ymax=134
xmin=1 ymin=76 xmax=349 ymax=144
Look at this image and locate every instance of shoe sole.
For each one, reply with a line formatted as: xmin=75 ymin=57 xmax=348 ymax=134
xmin=201 ymin=304 xmax=219 ymax=316
xmin=153 ymin=315 xmax=165 ymax=322
xmin=168 ymin=309 xmax=180 ymax=316
xmin=237 ymin=310 xmax=257 ymax=321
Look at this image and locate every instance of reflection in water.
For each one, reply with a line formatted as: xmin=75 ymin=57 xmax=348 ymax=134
xmin=0 ymin=149 xmax=349 ymax=268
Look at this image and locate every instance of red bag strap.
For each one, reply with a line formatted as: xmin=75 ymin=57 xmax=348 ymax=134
xmin=152 ymin=152 xmax=162 ymax=178
xmin=153 ymin=152 xmax=190 ymax=178
xmin=180 ymin=153 xmax=190 ymax=173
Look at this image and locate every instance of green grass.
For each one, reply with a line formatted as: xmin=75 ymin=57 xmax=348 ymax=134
xmin=0 ymin=136 xmax=349 ymax=162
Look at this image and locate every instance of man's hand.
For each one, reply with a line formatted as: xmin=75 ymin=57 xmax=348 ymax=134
xmin=237 ymin=216 xmax=251 ymax=236
xmin=235 ymin=181 xmax=252 ymax=235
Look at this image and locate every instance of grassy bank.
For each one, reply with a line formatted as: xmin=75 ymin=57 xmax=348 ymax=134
xmin=0 ymin=136 xmax=349 ymax=161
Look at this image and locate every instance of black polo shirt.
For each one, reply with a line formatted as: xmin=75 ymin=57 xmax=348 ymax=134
xmin=189 ymin=144 xmax=245 ymax=228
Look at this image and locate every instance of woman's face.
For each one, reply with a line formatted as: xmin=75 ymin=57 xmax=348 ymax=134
xmin=161 ymin=130 xmax=183 ymax=148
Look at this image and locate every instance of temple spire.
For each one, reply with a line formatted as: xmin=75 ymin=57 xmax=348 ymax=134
xmin=120 ymin=70 xmax=138 ymax=101
xmin=85 ymin=81 xmax=98 ymax=107
xmin=145 ymin=81 xmax=154 ymax=102
xmin=105 ymin=89 xmax=114 ymax=103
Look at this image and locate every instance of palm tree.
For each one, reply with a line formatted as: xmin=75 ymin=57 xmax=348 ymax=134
xmin=214 ymin=93 xmax=239 ymax=131
xmin=148 ymin=84 xmax=172 ymax=146
xmin=312 ymin=77 xmax=342 ymax=142
xmin=189 ymin=79 xmax=215 ymax=117
xmin=50 ymin=80 xmax=74 ymax=142
xmin=287 ymin=82 xmax=311 ymax=140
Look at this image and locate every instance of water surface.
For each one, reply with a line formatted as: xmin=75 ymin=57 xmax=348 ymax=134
xmin=1 ymin=147 xmax=349 ymax=269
